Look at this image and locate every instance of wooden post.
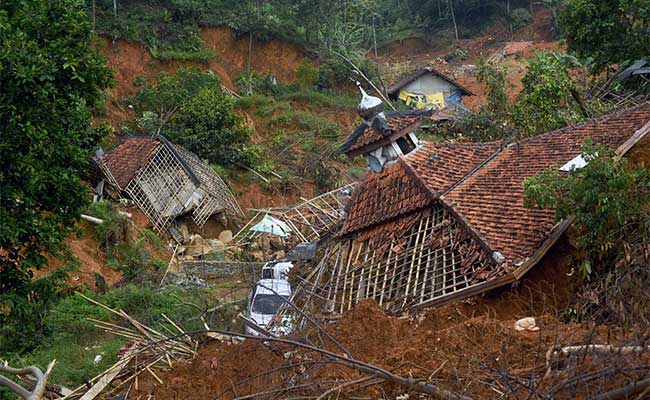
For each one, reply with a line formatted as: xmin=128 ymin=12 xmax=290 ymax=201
xmin=402 ymin=219 xmax=424 ymax=307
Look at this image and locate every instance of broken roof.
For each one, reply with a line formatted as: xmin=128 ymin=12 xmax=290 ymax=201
xmin=99 ymin=136 xmax=161 ymax=188
xmin=387 ymin=67 xmax=475 ymax=98
xmin=341 ymin=102 xmax=650 ymax=270
xmin=337 ymin=109 xmax=430 ymax=156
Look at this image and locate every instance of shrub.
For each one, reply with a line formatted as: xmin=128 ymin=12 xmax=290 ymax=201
xmin=168 ymin=87 xmax=256 ymax=167
xmin=295 ymin=59 xmax=320 ymax=89
xmin=85 ymin=201 xmax=129 ymax=258
xmin=525 ymin=142 xmax=650 ymax=277
xmin=510 ymin=8 xmax=532 ymax=31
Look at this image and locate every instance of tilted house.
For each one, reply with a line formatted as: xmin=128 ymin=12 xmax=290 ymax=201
xmin=387 ymin=66 xmax=474 ymax=110
xmin=95 ymin=135 xmax=242 ymax=234
xmin=322 ymin=102 xmax=650 ymax=313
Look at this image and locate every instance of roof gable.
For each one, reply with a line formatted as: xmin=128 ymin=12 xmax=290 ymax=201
xmin=341 ymin=157 xmax=435 ymax=235
xmin=338 ymin=110 xmax=429 ymax=156
xmin=387 ymin=67 xmax=474 ymax=98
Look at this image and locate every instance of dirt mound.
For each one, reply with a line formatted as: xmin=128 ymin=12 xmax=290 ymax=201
xmin=128 ymin=291 xmax=647 ymax=399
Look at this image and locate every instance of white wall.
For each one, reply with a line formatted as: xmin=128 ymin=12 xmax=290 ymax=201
xmin=402 ymin=74 xmax=459 ymax=95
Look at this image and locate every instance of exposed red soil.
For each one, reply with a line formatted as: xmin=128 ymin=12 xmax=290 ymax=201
xmin=126 ymin=236 xmax=648 ymax=399
xmin=33 ymin=221 xmax=122 ymax=288
xmin=374 ymin=7 xmax=563 ymax=108
xmin=33 ymin=206 xmax=172 ymax=290
xmin=97 ymin=26 xmax=306 ymax=130
xmin=201 ymin=27 xmax=305 ymax=83
xmin=128 ymin=301 xmax=647 ymax=400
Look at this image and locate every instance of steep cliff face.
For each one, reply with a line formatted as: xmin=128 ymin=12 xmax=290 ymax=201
xmin=96 ymin=26 xmax=305 ymax=99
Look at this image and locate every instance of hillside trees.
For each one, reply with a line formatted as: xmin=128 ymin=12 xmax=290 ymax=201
xmin=132 ymin=69 xmax=255 ymax=167
xmin=0 ymin=0 xmax=112 ymax=351
xmin=560 ymin=0 xmax=650 ymax=73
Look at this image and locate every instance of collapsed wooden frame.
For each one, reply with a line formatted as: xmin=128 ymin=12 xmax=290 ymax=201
xmin=98 ymin=137 xmax=242 ymax=235
xmin=299 ymin=202 xmax=508 ymax=314
xmin=233 ymin=183 xmax=356 ymax=245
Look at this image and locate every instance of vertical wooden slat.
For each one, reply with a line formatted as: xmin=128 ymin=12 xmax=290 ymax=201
xmin=402 ymin=219 xmax=424 ymax=308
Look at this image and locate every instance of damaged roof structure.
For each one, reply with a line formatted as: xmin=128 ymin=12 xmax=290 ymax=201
xmin=313 ymin=102 xmax=650 ymax=313
xmin=95 ymin=135 xmax=242 ymax=234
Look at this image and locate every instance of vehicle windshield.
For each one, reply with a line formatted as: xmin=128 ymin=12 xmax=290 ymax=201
xmin=252 ymin=294 xmax=288 ymax=315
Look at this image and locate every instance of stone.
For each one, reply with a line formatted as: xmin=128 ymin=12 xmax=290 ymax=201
xmin=249 ymin=251 xmax=265 ymax=261
xmin=188 ymin=234 xmax=211 ymax=256
xmin=218 ymin=230 xmax=233 ymax=244
xmin=272 ymin=250 xmax=285 ymax=259
xmin=269 ymin=236 xmax=284 ymax=251
xmin=208 ymin=239 xmax=226 ymax=253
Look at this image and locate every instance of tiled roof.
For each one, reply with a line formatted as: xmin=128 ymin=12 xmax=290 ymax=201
xmin=406 ymin=142 xmax=501 ymax=195
xmin=340 ymin=158 xmax=434 ymax=235
xmin=341 ymin=102 xmax=650 ymax=268
xmin=444 ymin=103 xmax=650 ymax=264
xmin=338 ymin=110 xmax=430 ymax=155
xmin=349 ymin=115 xmax=421 ymax=152
xmin=98 ymin=137 xmax=161 ymax=188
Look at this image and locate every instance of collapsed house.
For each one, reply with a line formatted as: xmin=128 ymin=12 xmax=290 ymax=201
xmin=312 ymin=97 xmax=650 ymax=314
xmin=387 ymin=66 xmax=474 ymax=110
xmin=95 ymin=135 xmax=242 ymax=234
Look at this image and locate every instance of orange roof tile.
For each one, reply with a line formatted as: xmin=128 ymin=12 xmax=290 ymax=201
xmin=341 ymin=102 xmax=650 ymax=270
xmin=406 ymin=142 xmax=501 ymax=195
xmin=98 ymin=136 xmax=160 ymax=188
xmin=340 ymin=158 xmax=434 ymax=235
xmin=444 ymin=103 xmax=650 ymax=264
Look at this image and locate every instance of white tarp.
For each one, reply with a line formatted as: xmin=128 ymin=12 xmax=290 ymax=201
xmin=250 ymin=214 xmax=292 ymax=237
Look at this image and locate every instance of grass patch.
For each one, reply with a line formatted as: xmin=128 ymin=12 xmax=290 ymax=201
xmin=8 ymin=285 xmax=242 ymax=389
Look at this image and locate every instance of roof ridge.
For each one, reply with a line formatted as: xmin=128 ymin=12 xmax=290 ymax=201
xmin=515 ymin=101 xmax=650 ymax=145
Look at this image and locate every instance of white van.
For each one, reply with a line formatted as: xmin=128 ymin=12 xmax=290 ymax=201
xmin=261 ymin=261 xmax=293 ymax=280
xmin=245 ymin=279 xmax=292 ymax=336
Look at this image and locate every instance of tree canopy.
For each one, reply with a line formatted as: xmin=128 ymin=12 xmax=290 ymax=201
xmin=0 ymin=0 xmax=112 ymax=351
xmin=560 ymin=0 xmax=650 ymax=72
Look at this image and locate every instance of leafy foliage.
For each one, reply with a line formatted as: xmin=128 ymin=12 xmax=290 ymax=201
xmin=10 ymin=285 xmax=243 ymax=387
xmin=0 ymin=0 xmax=112 ymax=352
xmin=512 ymin=51 xmax=585 ymax=135
xmin=168 ymin=87 xmax=257 ymax=167
xmin=524 ymin=141 xmax=650 ymax=279
xmin=560 ymin=0 xmax=650 ymax=73
xmin=295 ymin=60 xmax=320 ymax=89
xmin=132 ymin=68 xmax=221 ymax=134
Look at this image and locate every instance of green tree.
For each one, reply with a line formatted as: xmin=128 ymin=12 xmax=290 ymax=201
xmin=560 ymin=0 xmax=650 ymax=73
xmin=0 ymin=0 xmax=112 ymax=351
xmin=524 ymin=141 xmax=650 ymax=280
xmin=168 ymin=88 xmax=256 ymax=166
xmin=133 ymin=68 xmax=221 ymax=134
xmin=512 ymin=51 xmax=585 ymax=135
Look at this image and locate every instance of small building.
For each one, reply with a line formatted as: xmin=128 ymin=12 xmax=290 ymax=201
xmin=322 ymin=101 xmax=650 ymax=313
xmin=387 ymin=66 xmax=474 ymax=110
xmin=95 ymin=135 xmax=242 ymax=234
xmin=338 ymin=85 xmax=429 ymax=172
